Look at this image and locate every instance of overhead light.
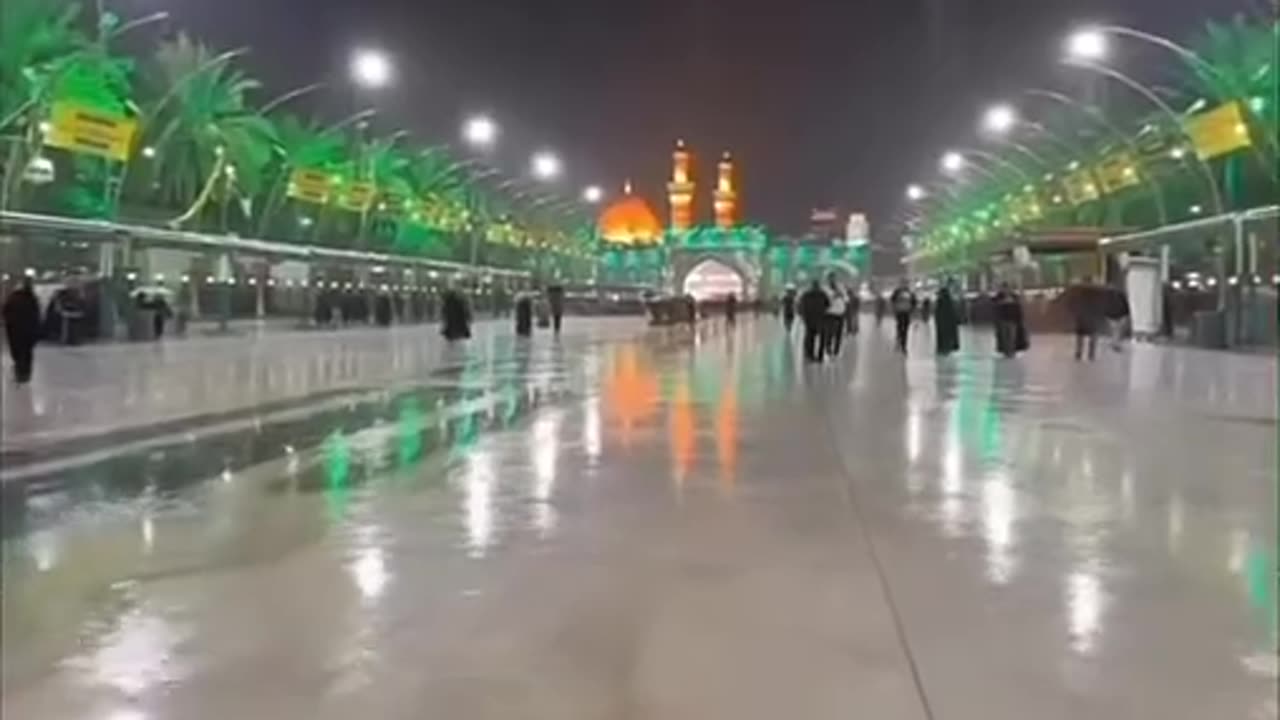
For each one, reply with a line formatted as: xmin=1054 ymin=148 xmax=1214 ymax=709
xmin=463 ymin=115 xmax=498 ymax=148
xmin=1066 ymin=28 xmax=1109 ymax=61
xmin=531 ymin=151 xmax=562 ymax=180
xmin=351 ymin=48 xmax=393 ymax=88
xmin=982 ymin=103 xmax=1018 ymax=135
xmin=940 ymin=151 xmax=965 ymax=174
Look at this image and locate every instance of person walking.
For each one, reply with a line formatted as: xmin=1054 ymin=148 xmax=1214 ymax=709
xmin=799 ymin=279 xmax=830 ymax=363
xmin=514 ymin=291 xmax=534 ymax=337
xmin=725 ymin=292 xmax=738 ymax=325
xmin=440 ymin=285 xmax=472 ymax=341
xmin=1104 ymin=284 xmax=1130 ymax=351
xmin=919 ymin=296 xmax=933 ymax=325
xmin=889 ymin=280 xmax=916 ymax=354
xmin=152 ymin=292 xmax=173 ymax=339
xmin=874 ymin=292 xmax=887 ymax=327
xmin=3 ymin=278 xmax=42 ymax=384
xmin=374 ymin=293 xmax=393 ymax=327
xmin=993 ymin=282 xmax=1028 ymax=358
xmin=824 ymin=274 xmax=847 ymax=357
xmin=934 ymin=283 xmax=961 ymax=356
xmin=781 ymin=286 xmax=797 ymax=331
xmin=1067 ymin=276 xmax=1103 ymax=361
xmin=546 ymin=284 xmax=566 ymax=334
xmin=845 ymin=285 xmax=861 ymax=336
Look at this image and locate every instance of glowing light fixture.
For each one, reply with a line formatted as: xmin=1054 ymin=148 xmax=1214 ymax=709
xmin=1066 ymin=28 xmax=1108 ymax=61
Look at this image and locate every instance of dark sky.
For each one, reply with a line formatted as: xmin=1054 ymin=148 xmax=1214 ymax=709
xmin=121 ymin=0 xmax=1253 ymax=238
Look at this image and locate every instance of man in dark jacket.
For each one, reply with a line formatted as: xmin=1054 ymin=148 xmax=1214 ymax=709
xmin=1104 ymin=285 xmax=1130 ymax=351
xmin=546 ymin=284 xmax=566 ymax=334
xmin=993 ymin=283 xmax=1028 ymax=357
xmin=889 ymin=280 xmax=916 ymax=354
xmin=798 ymin=279 xmax=830 ymax=363
xmin=1067 ymin=277 xmax=1104 ymax=361
xmin=3 ymin=278 xmax=42 ymax=383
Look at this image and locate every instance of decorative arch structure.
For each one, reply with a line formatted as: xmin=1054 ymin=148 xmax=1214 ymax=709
xmin=672 ymin=249 xmax=761 ymax=299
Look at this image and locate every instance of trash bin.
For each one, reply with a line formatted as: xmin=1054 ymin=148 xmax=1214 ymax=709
xmin=1190 ymin=309 xmax=1227 ymax=349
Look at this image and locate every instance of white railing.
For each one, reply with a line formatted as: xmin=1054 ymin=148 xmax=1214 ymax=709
xmin=0 ymin=211 xmax=533 ymax=279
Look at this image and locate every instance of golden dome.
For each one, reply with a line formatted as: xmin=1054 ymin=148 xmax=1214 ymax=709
xmin=598 ymin=185 xmax=663 ymax=245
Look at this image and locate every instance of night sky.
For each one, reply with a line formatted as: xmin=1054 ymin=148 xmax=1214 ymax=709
xmin=120 ymin=0 xmax=1253 ymax=238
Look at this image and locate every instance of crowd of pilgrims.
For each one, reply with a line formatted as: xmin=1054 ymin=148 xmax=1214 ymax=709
xmin=773 ymin=274 xmax=1031 ymax=362
xmin=2 ymin=267 xmax=1141 ymax=386
xmin=0 ymin=274 xmax=568 ymax=385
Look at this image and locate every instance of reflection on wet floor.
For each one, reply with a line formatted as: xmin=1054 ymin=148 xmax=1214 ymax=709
xmin=0 ymin=321 xmax=788 ymax=691
xmin=1 ymin=318 xmax=1276 ymax=719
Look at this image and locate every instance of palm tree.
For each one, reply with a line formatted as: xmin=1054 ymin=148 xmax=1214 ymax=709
xmin=400 ymin=148 xmax=474 ymax=258
xmin=1185 ymin=15 xmax=1278 ymax=189
xmin=255 ymin=113 xmax=346 ymax=236
xmin=0 ymin=0 xmax=88 ymax=210
xmin=135 ymin=34 xmax=276 ymax=228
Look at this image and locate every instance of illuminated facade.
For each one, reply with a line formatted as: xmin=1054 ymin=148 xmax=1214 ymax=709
xmin=596 ymin=141 xmax=868 ymax=297
xmin=667 ymin=140 xmax=695 ymax=231
xmin=714 ymin=152 xmax=738 ymax=229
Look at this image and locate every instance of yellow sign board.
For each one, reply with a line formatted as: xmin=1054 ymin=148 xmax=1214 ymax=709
xmin=1095 ymin=152 xmax=1140 ymax=194
xmin=337 ymin=182 xmax=376 ymax=212
xmin=1063 ymin=170 xmax=1101 ymax=206
xmin=287 ymin=168 xmax=335 ymax=204
xmin=44 ymin=102 xmax=137 ymax=161
xmin=1185 ymin=101 xmax=1251 ymax=160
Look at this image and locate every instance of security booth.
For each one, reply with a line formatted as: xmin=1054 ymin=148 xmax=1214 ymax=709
xmin=1098 ymin=206 xmax=1278 ymax=349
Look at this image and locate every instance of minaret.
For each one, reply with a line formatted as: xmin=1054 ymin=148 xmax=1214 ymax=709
xmin=714 ymin=151 xmax=737 ymax=229
xmin=667 ymin=139 xmax=694 ymax=232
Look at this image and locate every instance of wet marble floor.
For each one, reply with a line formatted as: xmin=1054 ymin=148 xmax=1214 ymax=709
xmin=1 ymin=318 xmax=1276 ymax=719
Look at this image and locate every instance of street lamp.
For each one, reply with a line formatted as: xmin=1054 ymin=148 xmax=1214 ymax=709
xmin=1066 ymin=28 xmax=1108 ymax=61
xmin=463 ymin=115 xmax=498 ymax=149
xmin=940 ymin=151 xmax=966 ymax=175
xmin=582 ymin=185 xmax=604 ymax=204
xmin=531 ymin=151 xmax=562 ymax=180
xmin=982 ymin=103 xmax=1018 ymax=135
xmin=350 ymin=48 xmax=393 ymax=89
xmin=1061 ymin=55 xmax=1224 ymax=214
xmin=906 ymin=184 xmax=927 ymax=201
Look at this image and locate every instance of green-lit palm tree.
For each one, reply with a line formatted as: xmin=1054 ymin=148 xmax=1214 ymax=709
xmin=255 ymin=113 xmax=348 ymax=236
xmin=1 ymin=0 xmax=99 ymax=210
xmin=1185 ymin=15 xmax=1278 ymax=192
xmin=136 ymin=34 xmax=276 ymax=228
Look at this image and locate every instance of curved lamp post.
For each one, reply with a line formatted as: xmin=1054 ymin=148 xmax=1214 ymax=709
xmin=983 ymin=103 xmax=1133 ymax=225
xmin=1025 ymin=88 xmax=1169 ymax=224
xmin=1076 ymin=24 xmax=1276 ymax=180
xmin=1063 ymin=57 xmax=1224 ymax=215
